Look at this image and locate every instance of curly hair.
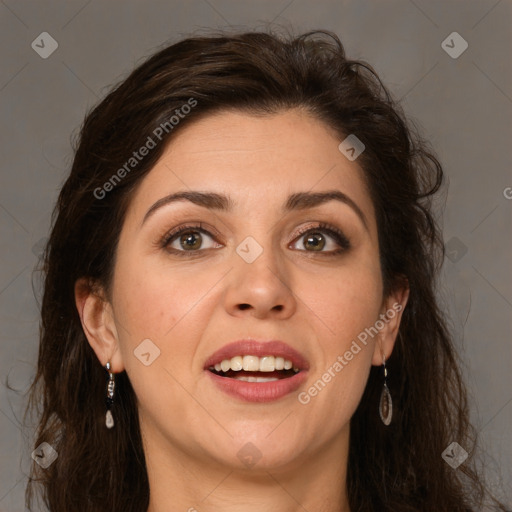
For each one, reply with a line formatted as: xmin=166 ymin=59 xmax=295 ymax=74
xmin=25 ymin=29 xmax=508 ymax=511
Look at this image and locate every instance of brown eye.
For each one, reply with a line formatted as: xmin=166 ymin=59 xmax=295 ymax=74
xmin=290 ymin=224 xmax=351 ymax=254
xmin=303 ymin=232 xmax=326 ymax=251
xmin=179 ymin=231 xmax=202 ymax=250
xmin=163 ymin=225 xmax=222 ymax=254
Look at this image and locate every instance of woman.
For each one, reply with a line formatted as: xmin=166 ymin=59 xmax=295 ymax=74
xmin=25 ymin=30 xmax=508 ymax=511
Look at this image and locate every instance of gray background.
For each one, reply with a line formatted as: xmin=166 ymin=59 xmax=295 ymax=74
xmin=0 ymin=0 xmax=511 ymax=510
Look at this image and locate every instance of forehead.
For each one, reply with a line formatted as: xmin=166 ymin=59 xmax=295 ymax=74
xmin=164 ymin=108 xmax=348 ymax=175
xmin=125 ymin=109 xmax=376 ymax=231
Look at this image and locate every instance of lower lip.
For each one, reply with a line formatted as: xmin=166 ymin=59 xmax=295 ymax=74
xmin=206 ymin=370 xmax=308 ymax=403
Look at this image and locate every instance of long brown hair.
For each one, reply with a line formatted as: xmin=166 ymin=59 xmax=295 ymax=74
xmin=25 ymin=29 xmax=508 ymax=511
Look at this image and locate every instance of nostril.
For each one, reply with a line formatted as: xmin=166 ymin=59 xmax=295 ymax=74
xmin=238 ymin=303 xmax=251 ymax=310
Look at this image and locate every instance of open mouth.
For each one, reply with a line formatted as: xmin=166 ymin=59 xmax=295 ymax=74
xmin=204 ymin=350 xmax=308 ymax=402
xmin=207 ymin=354 xmax=302 ymax=382
xmin=208 ymin=367 xmax=300 ymax=382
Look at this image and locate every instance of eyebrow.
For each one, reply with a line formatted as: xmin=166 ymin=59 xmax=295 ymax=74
xmin=142 ymin=189 xmax=368 ymax=231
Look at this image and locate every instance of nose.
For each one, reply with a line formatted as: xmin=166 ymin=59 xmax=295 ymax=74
xmin=223 ymin=246 xmax=297 ymax=320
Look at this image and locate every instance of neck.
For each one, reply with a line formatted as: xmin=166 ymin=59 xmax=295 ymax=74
xmin=144 ymin=423 xmax=351 ymax=512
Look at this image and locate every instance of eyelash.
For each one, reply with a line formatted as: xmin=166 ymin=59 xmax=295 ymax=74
xmin=293 ymin=223 xmax=351 ymax=254
xmin=159 ymin=222 xmax=351 ymax=257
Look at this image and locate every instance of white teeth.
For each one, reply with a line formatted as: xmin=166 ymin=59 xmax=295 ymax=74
xmin=210 ymin=355 xmax=300 ymax=373
xmin=234 ymin=376 xmax=279 ymax=382
xmin=259 ymin=356 xmax=275 ymax=372
xmin=242 ymin=355 xmax=260 ymax=372
xmin=230 ymin=355 xmax=243 ymax=371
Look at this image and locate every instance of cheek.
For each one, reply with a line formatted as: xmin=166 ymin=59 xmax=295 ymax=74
xmin=298 ymin=255 xmax=383 ymax=344
xmin=293 ymin=254 xmax=382 ymax=415
xmin=111 ymin=255 xmax=223 ymax=372
xmin=112 ymin=256 xmax=203 ymax=335
xmin=296 ymin=268 xmax=380 ymax=432
xmin=110 ymin=254 xmax=229 ymax=437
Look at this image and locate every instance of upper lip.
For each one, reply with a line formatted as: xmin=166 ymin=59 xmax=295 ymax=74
xmin=204 ymin=340 xmax=310 ymax=371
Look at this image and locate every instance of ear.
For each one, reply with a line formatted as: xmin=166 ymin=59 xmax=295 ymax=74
xmin=371 ymin=278 xmax=410 ymax=366
xmin=75 ymin=278 xmax=125 ymax=372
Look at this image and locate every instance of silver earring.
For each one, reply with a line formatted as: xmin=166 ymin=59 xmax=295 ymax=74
xmin=105 ymin=362 xmax=115 ymax=429
xmin=379 ymin=354 xmax=392 ymax=426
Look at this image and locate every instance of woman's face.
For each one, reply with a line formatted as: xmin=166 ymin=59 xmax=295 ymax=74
xmin=86 ymin=109 xmax=406 ymax=472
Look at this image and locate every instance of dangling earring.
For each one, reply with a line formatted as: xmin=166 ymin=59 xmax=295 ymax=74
xmin=105 ymin=362 xmax=115 ymax=429
xmin=379 ymin=354 xmax=392 ymax=426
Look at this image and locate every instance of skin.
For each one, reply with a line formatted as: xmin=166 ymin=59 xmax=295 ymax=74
xmin=76 ymin=109 xmax=409 ymax=512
